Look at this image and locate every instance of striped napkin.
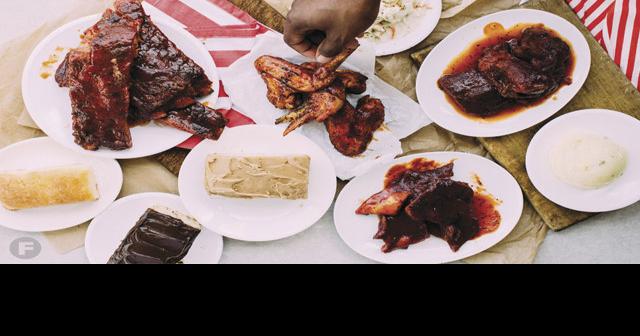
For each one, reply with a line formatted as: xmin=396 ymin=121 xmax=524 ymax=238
xmin=143 ymin=0 xmax=266 ymax=148
xmin=568 ymin=0 xmax=640 ymax=89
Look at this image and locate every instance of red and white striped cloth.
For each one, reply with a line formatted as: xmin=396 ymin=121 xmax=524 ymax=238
xmin=143 ymin=0 xmax=269 ymax=148
xmin=567 ymin=0 xmax=640 ymax=89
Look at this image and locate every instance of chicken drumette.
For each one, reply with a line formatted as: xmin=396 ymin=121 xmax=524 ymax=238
xmin=254 ymin=41 xmax=359 ymax=93
xmin=325 ymin=96 xmax=385 ymax=157
xmin=276 ymin=80 xmax=346 ymax=136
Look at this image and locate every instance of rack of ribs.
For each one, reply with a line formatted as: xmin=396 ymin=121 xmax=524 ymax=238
xmin=55 ymin=0 xmax=226 ymax=150
xmin=56 ymin=2 xmax=142 ymax=150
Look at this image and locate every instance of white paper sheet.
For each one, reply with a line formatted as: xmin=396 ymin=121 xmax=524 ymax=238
xmin=222 ymin=32 xmax=431 ymax=180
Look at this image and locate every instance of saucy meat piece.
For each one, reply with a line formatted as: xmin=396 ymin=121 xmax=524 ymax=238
xmin=508 ymin=26 xmax=572 ymax=83
xmin=375 ymin=212 xmax=430 ymax=253
xmin=157 ymin=102 xmax=228 ymax=140
xmin=437 ymin=70 xmax=511 ymax=116
xmin=61 ymin=3 xmax=142 ymax=150
xmin=356 ymin=162 xmax=454 ymax=216
xmin=478 ymin=43 xmax=552 ymax=100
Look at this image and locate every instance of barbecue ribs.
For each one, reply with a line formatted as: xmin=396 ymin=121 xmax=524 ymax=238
xmin=56 ymin=1 xmax=143 ymax=150
xmin=56 ymin=0 xmax=226 ymax=149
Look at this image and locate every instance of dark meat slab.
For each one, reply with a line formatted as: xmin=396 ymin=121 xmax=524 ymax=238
xmin=60 ymin=4 xmax=142 ymax=150
xmin=356 ymin=162 xmax=454 ymax=216
xmin=325 ymin=96 xmax=385 ymax=157
xmin=357 ymin=158 xmax=489 ymax=253
xmin=478 ymin=43 xmax=552 ymax=100
xmin=437 ymin=70 xmax=511 ymax=116
xmin=375 ymin=212 xmax=430 ymax=253
xmin=108 ymin=208 xmax=201 ymax=264
xmin=157 ymin=103 xmax=228 ymax=140
xmin=508 ymin=26 xmax=572 ymax=83
xmin=405 ymin=179 xmax=479 ymax=252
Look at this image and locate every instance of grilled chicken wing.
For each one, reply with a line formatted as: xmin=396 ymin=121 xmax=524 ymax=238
xmin=300 ymin=63 xmax=368 ymax=94
xmin=254 ymin=41 xmax=359 ymax=93
xmin=259 ymin=73 xmax=303 ymax=110
xmin=276 ymin=80 xmax=346 ymax=135
xmin=324 ymin=96 xmax=385 ymax=157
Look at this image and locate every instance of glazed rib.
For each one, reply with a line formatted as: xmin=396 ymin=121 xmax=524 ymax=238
xmin=157 ymin=103 xmax=228 ymax=140
xmin=59 ymin=3 xmax=142 ymax=150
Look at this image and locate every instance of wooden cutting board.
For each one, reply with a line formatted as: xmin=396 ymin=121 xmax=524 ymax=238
xmin=155 ymin=0 xmax=640 ymax=231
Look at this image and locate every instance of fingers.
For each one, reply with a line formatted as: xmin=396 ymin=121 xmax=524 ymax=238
xmin=317 ymin=33 xmax=346 ymax=63
xmin=283 ymin=23 xmax=318 ymax=59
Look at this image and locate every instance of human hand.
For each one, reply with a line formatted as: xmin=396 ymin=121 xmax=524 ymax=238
xmin=283 ymin=0 xmax=381 ymax=63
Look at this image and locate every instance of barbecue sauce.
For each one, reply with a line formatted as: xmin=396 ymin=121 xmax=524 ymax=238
xmin=442 ymin=23 xmax=576 ymax=122
xmin=380 ymin=158 xmax=502 ymax=244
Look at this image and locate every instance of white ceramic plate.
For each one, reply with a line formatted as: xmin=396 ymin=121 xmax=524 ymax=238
xmin=365 ymin=0 xmax=442 ymax=56
xmin=334 ymin=152 xmax=523 ymax=264
xmin=0 ymin=137 xmax=122 ymax=232
xmin=416 ymin=9 xmax=591 ymax=137
xmin=22 ymin=9 xmax=219 ymax=159
xmin=526 ymin=109 xmax=640 ymax=213
xmin=85 ymin=192 xmax=223 ymax=264
xmin=179 ymin=125 xmax=337 ymax=242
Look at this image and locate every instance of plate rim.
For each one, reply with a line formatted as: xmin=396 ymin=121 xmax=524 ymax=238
xmin=416 ymin=8 xmax=592 ymax=137
xmin=367 ymin=0 xmax=443 ymax=56
xmin=178 ymin=124 xmax=338 ymax=242
xmin=84 ymin=192 xmax=224 ymax=264
xmin=21 ymin=13 xmax=219 ymax=159
xmin=0 ymin=136 xmax=123 ymax=232
xmin=334 ymin=151 xmax=524 ymax=264
xmin=526 ymin=109 xmax=640 ymax=213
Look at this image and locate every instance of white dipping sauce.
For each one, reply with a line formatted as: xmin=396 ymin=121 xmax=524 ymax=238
xmin=550 ymin=133 xmax=628 ymax=189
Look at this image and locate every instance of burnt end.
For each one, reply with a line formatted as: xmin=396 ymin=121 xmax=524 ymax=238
xmin=438 ymin=70 xmax=511 ymax=116
xmin=158 ymin=102 xmax=228 ymax=140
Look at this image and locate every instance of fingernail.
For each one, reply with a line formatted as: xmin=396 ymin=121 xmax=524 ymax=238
xmin=317 ymin=55 xmax=332 ymax=63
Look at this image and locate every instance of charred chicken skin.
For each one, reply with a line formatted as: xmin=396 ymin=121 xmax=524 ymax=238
xmin=259 ymin=73 xmax=303 ymax=110
xmin=255 ymin=40 xmax=385 ymax=156
xmin=325 ymin=96 xmax=385 ymax=157
xmin=254 ymin=41 xmax=359 ymax=93
xmin=276 ymin=80 xmax=346 ymax=136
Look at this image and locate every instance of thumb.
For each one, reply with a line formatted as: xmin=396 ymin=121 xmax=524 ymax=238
xmin=316 ymin=34 xmax=345 ymax=63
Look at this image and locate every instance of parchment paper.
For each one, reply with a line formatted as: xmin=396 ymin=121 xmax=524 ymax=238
xmin=0 ymin=0 xmax=180 ymax=254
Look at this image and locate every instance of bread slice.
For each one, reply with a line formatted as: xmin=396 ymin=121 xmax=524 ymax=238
xmin=0 ymin=165 xmax=100 ymax=210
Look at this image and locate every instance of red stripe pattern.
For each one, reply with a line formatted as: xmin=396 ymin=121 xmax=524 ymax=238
xmin=568 ymin=0 xmax=639 ymax=89
xmin=144 ymin=0 xmax=267 ymax=149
